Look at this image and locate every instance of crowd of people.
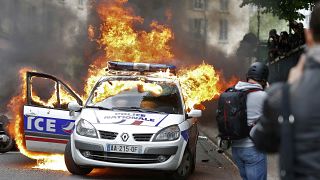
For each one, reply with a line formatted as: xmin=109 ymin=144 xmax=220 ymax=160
xmin=218 ymin=3 xmax=320 ymax=180
xmin=268 ymin=21 xmax=305 ymax=61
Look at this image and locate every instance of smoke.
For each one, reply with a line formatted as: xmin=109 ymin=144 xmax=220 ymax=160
xmin=128 ymin=0 xmax=250 ymax=79
xmin=128 ymin=0 xmax=253 ymax=126
xmin=0 ymin=0 xmax=98 ymax=113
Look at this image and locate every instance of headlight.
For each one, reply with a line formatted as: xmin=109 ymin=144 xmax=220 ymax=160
xmin=76 ymin=119 xmax=98 ymax=138
xmin=153 ymin=125 xmax=180 ymax=142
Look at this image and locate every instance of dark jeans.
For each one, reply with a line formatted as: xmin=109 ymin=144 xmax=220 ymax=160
xmin=232 ymin=146 xmax=267 ymax=180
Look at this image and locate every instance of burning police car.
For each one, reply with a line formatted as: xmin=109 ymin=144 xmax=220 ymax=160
xmin=23 ymin=62 xmax=201 ymax=179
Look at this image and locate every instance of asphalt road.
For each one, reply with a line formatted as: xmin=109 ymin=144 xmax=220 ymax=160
xmin=0 ymin=137 xmax=240 ymax=180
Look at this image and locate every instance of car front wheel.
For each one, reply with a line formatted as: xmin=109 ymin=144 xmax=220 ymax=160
xmin=171 ymin=148 xmax=195 ymax=180
xmin=64 ymin=141 xmax=93 ymax=175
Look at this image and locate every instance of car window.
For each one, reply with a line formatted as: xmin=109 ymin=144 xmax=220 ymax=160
xmin=30 ymin=77 xmax=59 ymax=108
xmin=87 ymin=79 xmax=183 ymax=114
xmin=27 ymin=73 xmax=82 ymax=110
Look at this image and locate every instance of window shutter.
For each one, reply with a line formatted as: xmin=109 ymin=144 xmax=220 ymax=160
xmin=205 ymin=0 xmax=208 ymax=10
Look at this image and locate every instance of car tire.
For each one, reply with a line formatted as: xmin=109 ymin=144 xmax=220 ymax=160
xmin=190 ymin=149 xmax=196 ymax=174
xmin=0 ymin=135 xmax=14 ymax=153
xmin=64 ymin=141 xmax=93 ymax=175
xmin=171 ymin=148 xmax=194 ymax=180
xmin=191 ymin=137 xmax=198 ymax=174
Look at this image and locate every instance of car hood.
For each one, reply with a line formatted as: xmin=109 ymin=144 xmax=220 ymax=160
xmin=80 ymin=108 xmax=184 ymax=128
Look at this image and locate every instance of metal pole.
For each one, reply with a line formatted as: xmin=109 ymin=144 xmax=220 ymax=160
xmin=257 ymin=6 xmax=261 ymax=41
xmin=257 ymin=6 xmax=261 ymax=61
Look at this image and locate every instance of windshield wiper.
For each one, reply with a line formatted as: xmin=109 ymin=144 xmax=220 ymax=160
xmin=85 ymin=106 xmax=112 ymax=110
xmin=139 ymin=109 xmax=167 ymax=114
xmin=112 ymin=107 xmax=166 ymax=114
xmin=111 ymin=107 xmax=144 ymax=112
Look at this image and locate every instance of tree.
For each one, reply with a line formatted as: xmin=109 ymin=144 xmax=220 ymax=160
xmin=241 ymin=0 xmax=316 ymax=21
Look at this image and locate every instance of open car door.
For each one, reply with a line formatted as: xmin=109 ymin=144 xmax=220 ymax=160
xmin=24 ymin=72 xmax=83 ymax=153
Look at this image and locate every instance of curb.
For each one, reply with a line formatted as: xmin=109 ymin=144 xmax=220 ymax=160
xmin=198 ymin=124 xmax=233 ymax=160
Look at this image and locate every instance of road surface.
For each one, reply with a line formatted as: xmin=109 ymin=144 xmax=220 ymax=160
xmin=0 ymin=136 xmax=240 ymax=180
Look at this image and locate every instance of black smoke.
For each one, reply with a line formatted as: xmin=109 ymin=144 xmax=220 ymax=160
xmin=0 ymin=0 xmax=98 ymax=113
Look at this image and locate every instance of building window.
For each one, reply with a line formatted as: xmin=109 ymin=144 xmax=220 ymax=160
xmin=189 ymin=18 xmax=207 ymax=38
xmin=193 ymin=0 xmax=206 ymax=10
xmin=78 ymin=0 xmax=85 ymax=9
xmin=220 ymin=0 xmax=229 ymax=11
xmin=219 ymin=19 xmax=228 ymax=41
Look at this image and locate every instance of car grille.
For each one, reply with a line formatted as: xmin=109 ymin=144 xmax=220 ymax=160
xmin=79 ymin=150 xmax=170 ymax=164
xmin=132 ymin=134 xmax=153 ymax=142
xmin=99 ymin=131 xmax=118 ymax=140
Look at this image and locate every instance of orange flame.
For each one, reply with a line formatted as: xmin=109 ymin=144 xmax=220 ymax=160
xmin=7 ymin=69 xmax=67 ymax=171
xmin=93 ymin=0 xmax=174 ymax=63
xmin=178 ymin=63 xmax=221 ymax=110
xmin=84 ymin=0 xmax=175 ymax=100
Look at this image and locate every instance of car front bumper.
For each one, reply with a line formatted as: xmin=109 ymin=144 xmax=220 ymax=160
xmin=71 ymin=128 xmax=187 ymax=171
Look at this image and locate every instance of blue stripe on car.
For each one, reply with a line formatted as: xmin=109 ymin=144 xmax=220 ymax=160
xmin=181 ymin=130 xmax=189 ymax=141
xmin=155 ymin=114 xmax=169 ymax=127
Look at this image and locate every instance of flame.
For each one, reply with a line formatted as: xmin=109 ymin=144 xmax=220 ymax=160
xmin=178 ymin=63 xmax=220 ymax=110
xmin=32 ymin=155 xmax=66 ymax=171
xmin=84 ymin=0 xmax=174 ymax=100
xmin=93 ymin=80 xmax=164 ymax=104
xmin=7 ymin=0 xmax=238 ymax=173
xmin=30 ymin=79 xmax=81 ymax=108
xmin=93 ymin=0 xmax=174 ymax=63
xmin=31 ymin=88 xmax=58 ymax=108
xmin=7 ymin=69 xmax=67 ymax=171
xmin=216 ymin=75 xmax=239 ymax=93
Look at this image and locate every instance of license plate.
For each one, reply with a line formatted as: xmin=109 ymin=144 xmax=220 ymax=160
xmin=106 ymin=144 xmax=142 ymax=154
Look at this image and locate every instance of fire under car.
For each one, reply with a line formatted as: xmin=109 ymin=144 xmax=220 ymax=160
xmin=23 ymin=61 xmax=202 ymax=179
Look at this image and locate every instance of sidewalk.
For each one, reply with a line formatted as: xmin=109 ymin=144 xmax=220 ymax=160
xmin=199 ymin=120 xmax=280 ymax=180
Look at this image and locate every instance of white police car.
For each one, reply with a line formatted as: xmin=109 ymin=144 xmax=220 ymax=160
xmin=23 ymin=62 xmax=201 ymax=179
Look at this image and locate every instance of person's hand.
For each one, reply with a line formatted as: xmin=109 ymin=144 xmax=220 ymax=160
xmin=266 ymin=82 xmax=270 ymax=88
xmin=288 ymin=54 xmax=306 ymax=84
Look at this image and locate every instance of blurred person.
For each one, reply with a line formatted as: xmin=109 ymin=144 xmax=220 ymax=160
xmin=268 ymin=29 xmax=280 ymax=61
xmin=278 ymin=31 xmax=290 ymax=55
xmin=217 ymin=62 xmax=269 ymax=180
xmin=289 ymin=21 xmax=300 ymax=49
xmin=252 ymin=4 xmax=320 ymax=180
xmin=297 ymin=23 xmax=306 ymax=46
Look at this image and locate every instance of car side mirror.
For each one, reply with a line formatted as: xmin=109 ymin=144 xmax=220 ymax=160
xmin=68 ymin=101 xmax=82 ymax=116
xmin=187 ymin=109 xmax=202 ymax=119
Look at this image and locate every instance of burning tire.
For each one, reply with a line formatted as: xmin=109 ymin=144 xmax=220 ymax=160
xmin=171 ymin=148 xmax=195 ymax=180
xmin=65 ymin=141 xmax=93 ymax=175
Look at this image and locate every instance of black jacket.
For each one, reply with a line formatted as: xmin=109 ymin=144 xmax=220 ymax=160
xmin=253 ymin=47 xmax=320 ymax=179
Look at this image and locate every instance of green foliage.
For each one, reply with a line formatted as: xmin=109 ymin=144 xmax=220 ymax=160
xmin=241 ymin=0 xmax=316 ymax=21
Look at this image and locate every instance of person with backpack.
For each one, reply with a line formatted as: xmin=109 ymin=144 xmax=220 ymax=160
xmin=252 ymin=4 xmax=320 ymax=180
xmin=216 ymin=62 xmax=269 ymax=180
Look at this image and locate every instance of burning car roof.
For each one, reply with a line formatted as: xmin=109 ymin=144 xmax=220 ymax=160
xmin=107 ymin=61 xmax=176 ymax=74
xmin=104 ymin=61 xmax=178 ymax=82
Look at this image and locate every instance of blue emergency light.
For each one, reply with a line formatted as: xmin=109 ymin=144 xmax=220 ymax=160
xmin=108 ymin=61 xmax=176 ymax=73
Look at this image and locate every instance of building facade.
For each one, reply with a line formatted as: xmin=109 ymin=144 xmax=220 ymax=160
xmin=182 ymin=0 xmax=250 ymax=56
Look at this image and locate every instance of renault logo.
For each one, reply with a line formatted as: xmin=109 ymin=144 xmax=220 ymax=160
xmin=121 ymin=133 xmax=129 ymax=142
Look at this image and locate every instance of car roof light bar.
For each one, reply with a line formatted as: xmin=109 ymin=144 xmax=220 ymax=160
xmin=107 ymin=61 xmax=176 ymax=73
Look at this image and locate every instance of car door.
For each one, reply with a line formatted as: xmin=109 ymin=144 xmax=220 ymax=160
xmin=24 ymin=72 xmax=83 ymax=153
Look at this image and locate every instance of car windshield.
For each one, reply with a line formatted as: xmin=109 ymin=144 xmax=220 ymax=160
xmin=86 ymin=78 xmax=184 ymax=114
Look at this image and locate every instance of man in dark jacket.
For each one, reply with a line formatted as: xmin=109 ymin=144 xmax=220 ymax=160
xmin=252 ymin=4 xmax=320 ymax=180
